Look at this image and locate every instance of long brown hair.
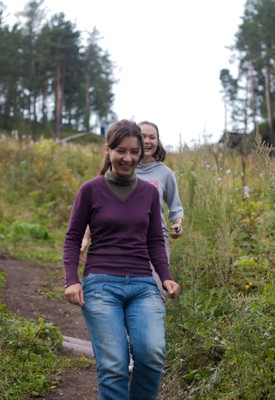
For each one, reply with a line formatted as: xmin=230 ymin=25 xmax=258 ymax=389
xmin=138 ymin=120 xmax=166 ymax=162
xmin=100 ymin=119 xmax=145 ymax=175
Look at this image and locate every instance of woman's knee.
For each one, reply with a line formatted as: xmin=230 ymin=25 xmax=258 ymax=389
xmin=134 ymin=338 xmax=165 ymax=367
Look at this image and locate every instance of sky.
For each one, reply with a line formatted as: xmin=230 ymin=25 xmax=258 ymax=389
xmin=5 ymin=0 xmax=246 ymax=149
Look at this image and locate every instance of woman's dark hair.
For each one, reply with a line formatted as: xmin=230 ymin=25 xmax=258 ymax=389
xmin=100 ymin=119 xmax=144 ymax=175
xmin=138 ymin=121 xmax=166 ymax=162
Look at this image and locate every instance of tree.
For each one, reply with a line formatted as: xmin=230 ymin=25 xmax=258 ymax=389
xmin=0 ymin=2 xmax=117 ymax=139
xmin=0 ymin=4 xmax=23 ymax=128
xmin=41 ymin=13 xmax=82 ymax=140
xmin=83 ymin=28 xmax=116 ymax=132
xmin=17 ymin=0 xmax=46 ymax=138
xmin=219 ymin=69 xmax=237 ymax=132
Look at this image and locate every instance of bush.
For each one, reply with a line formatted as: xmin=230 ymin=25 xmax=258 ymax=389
xmin=10 ymin=221 xmax=49 ymax=239
xmin=0 ymin=313 xmax=67 ymax=399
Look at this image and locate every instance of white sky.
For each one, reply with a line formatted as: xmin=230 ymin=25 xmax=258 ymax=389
xmin=6 ymin=0 xmax=246 ymax=148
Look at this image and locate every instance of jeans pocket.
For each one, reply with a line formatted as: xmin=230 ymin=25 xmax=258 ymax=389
xmin=82 ymin=273 xmax=96 ymax=290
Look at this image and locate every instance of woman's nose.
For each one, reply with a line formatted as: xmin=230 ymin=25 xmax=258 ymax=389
xmin=123 ymin=152 xmax=132 ymax=161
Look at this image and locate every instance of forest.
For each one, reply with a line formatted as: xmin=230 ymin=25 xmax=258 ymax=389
xmin=0 ymin=0 xmax=116 ymax=141
xmin=0 ymin=0 xmax=275 ymax=145
xmin=220 ymin=0 xmax=275 ymax=147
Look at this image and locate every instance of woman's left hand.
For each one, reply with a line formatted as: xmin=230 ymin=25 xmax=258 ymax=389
xmin=169 ymin=222 xmax=183 ymax=239
xmin=163 ymin=280 xmax=181 ymax=298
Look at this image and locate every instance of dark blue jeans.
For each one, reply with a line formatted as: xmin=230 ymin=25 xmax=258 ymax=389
xmin=81 ymin=274 xmax=166 ymax=400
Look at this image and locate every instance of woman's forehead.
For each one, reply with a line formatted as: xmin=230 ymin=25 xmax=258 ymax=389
xmin=117 ymin=136 xmax=141 ymax=148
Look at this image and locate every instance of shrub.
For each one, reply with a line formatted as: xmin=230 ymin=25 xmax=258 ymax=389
xmin=0 ymin=313 xmax=67 ymax=399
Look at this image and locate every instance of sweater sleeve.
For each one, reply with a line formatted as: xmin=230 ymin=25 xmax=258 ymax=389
xmin=164 ymin=168 xmax=184 ymax=223
xmin=63 ymin=181 xmax=92 ymax=287
xmin=147 ymin=188 xmax=172 ymax=282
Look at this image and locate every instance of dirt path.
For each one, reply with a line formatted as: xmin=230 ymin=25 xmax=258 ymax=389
xmin=0 ymin=257 xmax=99 ymax=400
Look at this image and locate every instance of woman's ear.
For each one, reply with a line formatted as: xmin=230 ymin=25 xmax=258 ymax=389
xmin=105 ymin=144 xmax=110 ymax=155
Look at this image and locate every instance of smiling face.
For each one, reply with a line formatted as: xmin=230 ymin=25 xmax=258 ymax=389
xmin=140 ymin=123 xmax=159 ymax=162
xmin=106 ymin=136 xmax=142 ymax=177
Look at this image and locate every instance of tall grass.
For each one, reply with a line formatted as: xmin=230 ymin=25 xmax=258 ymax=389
xmin=0 ymin=134 xmax=274 ymax=399
xmin=0 ymin=135 xmax=104 ymax=261
xmin=160 ymin=141 xmax=275 ymax=399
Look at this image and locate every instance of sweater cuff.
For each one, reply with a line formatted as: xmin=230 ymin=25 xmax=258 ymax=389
xmin=64 ymin=270 xmax=80 ymax=288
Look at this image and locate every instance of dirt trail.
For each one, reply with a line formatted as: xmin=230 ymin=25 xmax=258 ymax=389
xmin=0 ymin=257 xmax=98 ymax=400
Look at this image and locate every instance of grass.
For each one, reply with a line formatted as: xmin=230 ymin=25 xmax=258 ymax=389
xmin=0 ymin=133 xmax=274 ymax=399
xmin=0 ymin=310 xmax=91 ymax=399
xmin=160 ymin=140 xmax=275 ymax=399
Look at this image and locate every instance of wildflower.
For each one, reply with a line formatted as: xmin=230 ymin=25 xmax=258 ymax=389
xmin=226 ymin=169 xmax=231 ymax=175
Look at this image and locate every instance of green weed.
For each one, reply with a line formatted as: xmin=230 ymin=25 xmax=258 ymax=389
xmin=1 ymin=134 xmax=274 ymax=399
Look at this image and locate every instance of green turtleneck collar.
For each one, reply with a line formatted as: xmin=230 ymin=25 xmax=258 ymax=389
xmin=104 ymin=169 xmax=138 ymax=199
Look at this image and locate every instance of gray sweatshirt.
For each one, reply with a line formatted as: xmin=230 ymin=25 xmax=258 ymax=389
xmin=135 ymin=162 xmax=184 ymax=237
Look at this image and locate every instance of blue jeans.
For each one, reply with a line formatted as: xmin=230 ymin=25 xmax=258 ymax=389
xmin=81 ymin=274 xmax=166 ymax=400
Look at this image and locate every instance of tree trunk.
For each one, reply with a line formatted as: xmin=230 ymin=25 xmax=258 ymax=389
xmin=42 ymin=81 xmax=48 ymax=124
xmin=264 ymin=63 xmax=273 ymax=145
xmin=248 ymin=62 xmax=256 ymax=129
xmin=84 ymin=71 xmax=91 ymax=131
xmin=55 ymin=64 xmax=63 ymax=141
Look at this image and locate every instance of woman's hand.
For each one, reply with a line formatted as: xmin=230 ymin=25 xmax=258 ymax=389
xmin=79 ymin=237 xmax=89 ymax=262
xmin=169 ymin=222 xmax=183 ymax=239
xmin=163 ymin=280 xmax=181 ymax=298
xmin=79 ymin=226 xmax=91 ymax=262
xmin=65 ymin=283 xmax=85 ymax=306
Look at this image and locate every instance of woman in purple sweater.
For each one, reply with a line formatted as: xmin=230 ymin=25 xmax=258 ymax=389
xmin=63 ymin=119 xmax=180 ymax=400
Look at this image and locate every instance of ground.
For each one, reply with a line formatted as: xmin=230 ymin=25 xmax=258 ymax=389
xmin=0 ymin=256 xmax=99 ymax=400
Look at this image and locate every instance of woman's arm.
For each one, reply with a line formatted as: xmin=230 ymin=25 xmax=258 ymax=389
xmin=164 ymin=169 xmax=184 ymax=239
xmin=64 ymin=182 xmax=91 ymax=287
xmin=170 ymin=217 xmax=183 ymax=239
xmin=79 ymin=225 xmax=91 ymax=262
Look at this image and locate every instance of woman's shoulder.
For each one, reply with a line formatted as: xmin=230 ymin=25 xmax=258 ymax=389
xmin=136 ymin=161 xmax=166 ymax=173
xmin=158 ymin=162 xmax=172 ymax=171
xmin=80 ymin=176 xmax=104 ymax=190
xmin=153 ymin=162 xmax=175 ymax=177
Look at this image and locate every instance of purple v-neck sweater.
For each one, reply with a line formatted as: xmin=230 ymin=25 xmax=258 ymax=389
xmin=63 ymin=176 xmax=172 ymax=287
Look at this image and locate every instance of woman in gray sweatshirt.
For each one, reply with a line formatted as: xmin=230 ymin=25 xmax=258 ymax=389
xmin=136 ymin=120 xmax=184 ymax=297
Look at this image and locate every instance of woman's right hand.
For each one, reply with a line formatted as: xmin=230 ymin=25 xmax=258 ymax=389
xmin=65 ymin=283 xmax=85 ymax=306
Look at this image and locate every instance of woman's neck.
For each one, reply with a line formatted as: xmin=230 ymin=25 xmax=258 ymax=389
xmin=141 ymin=155 xmax=155 ymax=164
xmin=106 ymin=169 xmax=136 ymax=186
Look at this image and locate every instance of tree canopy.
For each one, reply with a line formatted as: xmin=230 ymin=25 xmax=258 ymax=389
xmin=220 ymin=0 xmax=275 ymax=145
